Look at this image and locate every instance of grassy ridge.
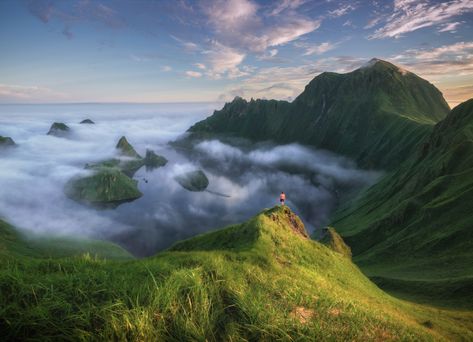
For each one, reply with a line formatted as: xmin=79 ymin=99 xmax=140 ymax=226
xmin=331 ymin=99 xmax=473 ymax=306
xmin=188 ymin=60 xmax=449 ymax=169
xmin=1 ymin=208 xmax=473 ymax=340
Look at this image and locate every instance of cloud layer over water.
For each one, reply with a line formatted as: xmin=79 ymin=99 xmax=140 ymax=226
xmin=0 ymin=103 xmax=381 ymax=256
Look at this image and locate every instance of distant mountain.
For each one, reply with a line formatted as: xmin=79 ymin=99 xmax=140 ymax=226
xmin=188 ymin=59 xmax=450 ymax=169
xmin=331 ymin=99 xmax=473 ymax=304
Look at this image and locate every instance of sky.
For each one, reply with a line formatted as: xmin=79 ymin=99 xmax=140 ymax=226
xmin=0 ymin=0 xmax=472 ymax=107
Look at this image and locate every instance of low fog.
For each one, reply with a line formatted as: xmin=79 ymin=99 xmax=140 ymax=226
xmin=0 ymin=103 xmax=381 ymax=256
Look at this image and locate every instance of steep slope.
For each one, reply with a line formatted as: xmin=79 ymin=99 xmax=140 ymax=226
xmin=331 ymin=99 xmax=473 ymax=305
xmin=2 ymin=207 xmax=472 ymax=340
xmin=320 ymin=227 xmax=352 ymax=258
xmin=188 ymin=59 xmax=450 ymax=169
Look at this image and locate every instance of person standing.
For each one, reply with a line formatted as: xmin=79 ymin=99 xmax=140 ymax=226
xmin=280 ymin=192 xmax=286 ymax=206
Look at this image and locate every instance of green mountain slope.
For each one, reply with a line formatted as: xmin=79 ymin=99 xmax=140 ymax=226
xmin=188 ymin=59 xmax=450 ymax=169
xmin=330 ymin=99 xmax=473 ymax=305
xmin=2 ymin=207 xmax=473 ymax=340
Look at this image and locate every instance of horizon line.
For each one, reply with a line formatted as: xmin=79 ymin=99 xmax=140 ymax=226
xmin=0 ymin=100 xmax=224 ymax=106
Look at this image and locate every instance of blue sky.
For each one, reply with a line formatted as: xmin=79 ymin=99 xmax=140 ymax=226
xmin=0 ymin=0 xmax=472 ymax=106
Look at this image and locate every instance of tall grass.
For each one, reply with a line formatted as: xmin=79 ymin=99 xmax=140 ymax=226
xmin=1 ymin=207 xmax=472 ymax=340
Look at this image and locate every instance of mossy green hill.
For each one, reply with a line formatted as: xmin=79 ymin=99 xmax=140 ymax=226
xmin=0 ymin=219 xmax=131 ymax=260
xmin=65 ymin=168 xmax=142 ymax=207
xmin=331 ymin=99 xmax=473 ymax=306
xmin=2 ymin=207 xmax=473 ymax=340
xmin=187 ymin=59 xmax=449 ymax=169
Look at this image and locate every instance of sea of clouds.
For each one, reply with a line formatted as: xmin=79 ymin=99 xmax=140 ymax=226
xmin=0 ymin=103 xmax=381 ymax=256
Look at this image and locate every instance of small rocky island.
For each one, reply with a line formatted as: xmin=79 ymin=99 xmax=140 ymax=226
xmin=66 ymin=136 xmax=167 ymax=208
xmin=47 ymin=122 xmax=70 ymax=137
xmin=65 ymin=168 xmax=142 ymax=208
xmin=0 ymin=136 xmax=16 ymax=148
xmin=175 ymin=170 xmax=209 ymax=192
xmin=144 ymin=149 xmax=168 ymax=169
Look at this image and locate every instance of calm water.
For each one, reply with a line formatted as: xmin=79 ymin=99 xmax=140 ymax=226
xmin=0 ymin=103 xmax=380 ymax=256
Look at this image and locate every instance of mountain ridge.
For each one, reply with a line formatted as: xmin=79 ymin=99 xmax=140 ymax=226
xmin=187 ymin=59 xmax=450 ymax=169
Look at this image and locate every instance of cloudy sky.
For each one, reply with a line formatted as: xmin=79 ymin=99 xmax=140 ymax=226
xmin=1 ymin=0 xmax=472 ymax=106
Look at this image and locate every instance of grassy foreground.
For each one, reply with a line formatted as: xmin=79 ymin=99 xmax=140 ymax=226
xmin=1 ymin=207 xmax=473 ymax=341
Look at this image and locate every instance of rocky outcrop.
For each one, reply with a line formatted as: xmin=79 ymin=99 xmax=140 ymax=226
xmin=116 ymin=136 xmax=141 ymax=158
xmin=47 ymin=122 xmax=70 ymax=137
xmin=175 ymin=170 xmax=209 ymax=192
xmin=266 ymin=206 xmax=309 ymax=238
xmin=0 ymin=136 xmax=16 ymax=148
xmin=144 ymin=149 xmax=168 ymax=169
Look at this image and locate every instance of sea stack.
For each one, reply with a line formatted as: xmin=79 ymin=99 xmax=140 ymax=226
xmin=47 ymin=122 xmax=70 ymax=137
xmin=116 ymin=136 xmax=142 ymax=158
xmin=144 ymin=149 xmax=168 ymax=169
xmin=0 ymin=136 xmax=16 ymax=148
xmin=175 ymin=170 xmax=209 ymax=192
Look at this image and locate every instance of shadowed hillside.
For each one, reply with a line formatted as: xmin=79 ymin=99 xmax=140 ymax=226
xmin=331 ymin=99 xmax=473 ymax=306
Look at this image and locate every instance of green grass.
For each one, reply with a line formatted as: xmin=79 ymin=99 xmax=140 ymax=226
xmin=320 ymin=227 xmax=352 ymax=259
xmin=1 ymin=207 xmax=473 ymax=340
xmin=0 ymin=219 xmax=132 ymax=260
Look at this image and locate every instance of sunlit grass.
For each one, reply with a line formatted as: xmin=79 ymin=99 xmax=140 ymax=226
xmin=1 ymin=207 xmax=472 ymax=340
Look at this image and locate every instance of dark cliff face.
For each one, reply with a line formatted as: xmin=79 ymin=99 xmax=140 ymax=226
xmin=188 ymin=59 xmax=450 ymax=170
